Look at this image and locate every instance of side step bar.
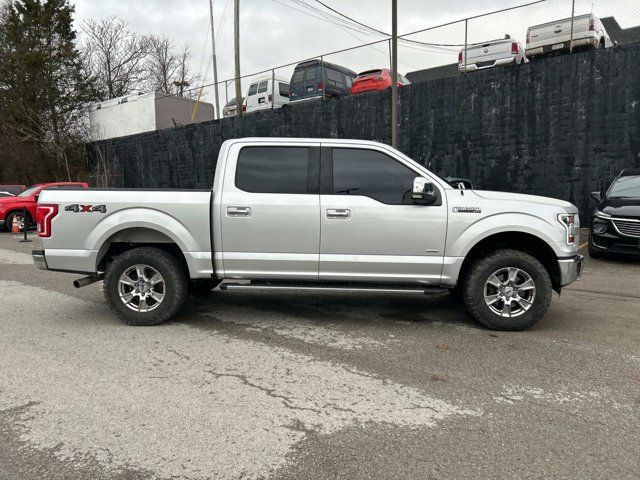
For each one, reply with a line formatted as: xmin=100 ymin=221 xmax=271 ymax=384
xmin=219 ymin=281 xmax=448 ymax=295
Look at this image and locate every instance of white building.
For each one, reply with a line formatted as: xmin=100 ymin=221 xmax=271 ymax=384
xmin=88 ymin=92 xmax=215 ymax=141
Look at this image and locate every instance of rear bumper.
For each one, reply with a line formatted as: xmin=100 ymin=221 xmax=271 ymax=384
xmin=459 ymin=57 xmax=516 ymax=72
xmin=558 ymin=255 xmax=583 ymax=287
xmin=527 ymin=36 xmax=598 ymax=56
xmin=32 ymin=250 xmax=48 ymax=270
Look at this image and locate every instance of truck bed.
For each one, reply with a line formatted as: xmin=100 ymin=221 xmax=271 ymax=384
xmin=37 ymin=188 xmax=214 ymax=277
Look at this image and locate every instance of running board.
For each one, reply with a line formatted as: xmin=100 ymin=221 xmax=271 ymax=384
xmin=219 ymin=281 xmax=447 ymax=295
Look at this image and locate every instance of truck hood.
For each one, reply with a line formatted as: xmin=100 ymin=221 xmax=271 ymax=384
xmin=597 ymin=197 xmax=640 ymax=218
xmin=472 ymin=190 xmax=577 ymax=211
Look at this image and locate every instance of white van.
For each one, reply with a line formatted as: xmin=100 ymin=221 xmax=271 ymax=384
xmin=458 ymin=36 xmax=527 ymax=72
xmin=245 ymin=77 xmax=290 ymax=113
xmin=526 ymin=14 xmax=612 ymax=59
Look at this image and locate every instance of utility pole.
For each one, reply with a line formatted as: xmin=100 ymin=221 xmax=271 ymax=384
xmin=209 ymin=0 xmax=221 ymax=119
xmin=390 ymin=0 xmax=398 ymax=148
xmin=569 ymin=0 xmax=576 ymax=53
xmin=234 ymin=0 xmax=243 ymax=117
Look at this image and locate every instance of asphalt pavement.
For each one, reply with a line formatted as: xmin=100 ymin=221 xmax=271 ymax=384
xmin=0 ymin=231 xmax=638 ymax=480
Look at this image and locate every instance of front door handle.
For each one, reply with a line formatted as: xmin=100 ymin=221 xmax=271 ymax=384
xmin=326 ymin=208 xmax=350 ymax=219
xmin=227 ymin=206 xmax=251 ymax=217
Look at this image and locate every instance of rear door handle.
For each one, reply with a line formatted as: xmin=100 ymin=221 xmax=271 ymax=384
xmin=326 ymin=208 xmax=350 ymax=219
xmin=227 ymin=206 xmax=251 ymax=217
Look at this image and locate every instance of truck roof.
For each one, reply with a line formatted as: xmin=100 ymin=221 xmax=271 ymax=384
xmin=222 ymin=137 xmax=391 ymax=148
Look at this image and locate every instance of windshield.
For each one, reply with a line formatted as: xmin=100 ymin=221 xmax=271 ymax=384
xmin=19 ymin=186 xmax=39 ymax=197
xmin=609 ymin=175 xmax=640 ymax=198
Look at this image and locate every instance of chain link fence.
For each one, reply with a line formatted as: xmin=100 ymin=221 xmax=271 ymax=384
xmin=126 ymin=0 xmax=639 ymax=121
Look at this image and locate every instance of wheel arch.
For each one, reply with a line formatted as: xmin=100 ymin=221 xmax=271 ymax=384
xmin=96 ymin=227 xmax=189 ymax=276
xmin=457 ymin=231 xmax=562 ymax=292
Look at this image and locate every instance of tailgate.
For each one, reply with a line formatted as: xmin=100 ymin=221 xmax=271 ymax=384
xmin=528 ymin=16 xmax=591 ymax=48
xmin=463 ymin=40 xmax=511 ymax=64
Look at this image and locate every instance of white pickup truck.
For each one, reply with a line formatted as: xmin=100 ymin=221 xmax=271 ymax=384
xmin=526 ymin=13 xmax=612 ymax=59
xmin=33 ymin=138 xmax=583 ymax=331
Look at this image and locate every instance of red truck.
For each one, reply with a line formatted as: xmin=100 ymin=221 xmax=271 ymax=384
xmin=0 ymin=182 xmax=88 ymax=232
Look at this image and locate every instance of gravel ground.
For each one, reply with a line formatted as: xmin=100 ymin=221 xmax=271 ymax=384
xmin=0 ymin=231 xmax=639 ymax=479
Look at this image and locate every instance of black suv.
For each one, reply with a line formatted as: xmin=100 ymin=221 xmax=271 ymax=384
xmin=289 ymin=60 xmax=357 ymax=103
xmin=589 ymin=169 xmax=640 ymax=258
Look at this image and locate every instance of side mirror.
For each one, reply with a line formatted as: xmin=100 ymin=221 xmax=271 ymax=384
xmin=412 ymin=177 xmax=438 ymax=205
xmin=590 ymin=191 xmax=601 ymax=202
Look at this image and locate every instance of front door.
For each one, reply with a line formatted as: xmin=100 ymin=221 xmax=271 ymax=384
xmin=220 ymin=144 xmax=320 ymax=279
xmin=319 ymin=146 xmax=447 ymax=283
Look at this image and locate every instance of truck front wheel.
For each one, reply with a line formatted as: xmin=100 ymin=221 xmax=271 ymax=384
xmin=462 ymin=249 xmax=552 ymax=331
xmin=104 ymin=247 xmax=188 ymax=326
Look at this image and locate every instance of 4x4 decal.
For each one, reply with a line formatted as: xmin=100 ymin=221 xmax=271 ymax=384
xmin=65 ymin=204 xmax=107 ymax=213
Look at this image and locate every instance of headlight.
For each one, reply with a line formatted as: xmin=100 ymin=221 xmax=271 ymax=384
xmin=595 ymin=210 xmax=612 ymax=220
xmin=558 ymin=213 xmax=577 ymax=245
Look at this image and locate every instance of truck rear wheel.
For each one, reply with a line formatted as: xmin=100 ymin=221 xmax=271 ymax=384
xmin=462 ymin=249 xmax=552 ymax=331
xmin=104 ymin=247 xmax=188 ymax=326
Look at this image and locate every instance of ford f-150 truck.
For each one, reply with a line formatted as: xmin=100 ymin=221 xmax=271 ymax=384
xmin=32 ymin=138 xmax=583 ymax=331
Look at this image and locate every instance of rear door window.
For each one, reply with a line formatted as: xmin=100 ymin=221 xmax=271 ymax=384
xmin=248 ymin=83 xmax=258 ymax=96
xmin=292 ymin=70 xmax=304 ymax=83
xmin=236 ymin=147 xmax=310 ymax=194
xmin=279 ymin=82 xmax=290 ymax=97
xmin=305 ymin=68 xmax=316 ymax=81
xmin=257 ymin=81 xmax=268 ymax=93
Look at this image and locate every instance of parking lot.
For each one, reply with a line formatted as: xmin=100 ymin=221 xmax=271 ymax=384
xmin=0 ymin=231 xmax=639 ymax=480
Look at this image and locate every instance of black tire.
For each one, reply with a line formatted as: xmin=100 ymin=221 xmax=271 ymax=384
xmin=462 ymin=249 xmax=552 ymax=331
xmin=189 ymin=278 xmax=222 ymax=295
xmin=104 ymin=247 xmax=188 ymax=326
xmin=5 ymin=212 xmax=26 ymax=232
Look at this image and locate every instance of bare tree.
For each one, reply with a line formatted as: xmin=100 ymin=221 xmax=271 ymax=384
xmin=146 ymin=35 xmax=199 ymax=99
xmin=82 ymin=17 xmax=150 ymax=100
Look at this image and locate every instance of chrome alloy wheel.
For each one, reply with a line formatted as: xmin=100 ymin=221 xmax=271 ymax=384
xmin=118 ymin=264 xmax=165 ymax=312
xmin=483 ymin=267 xmax=536 ymax=318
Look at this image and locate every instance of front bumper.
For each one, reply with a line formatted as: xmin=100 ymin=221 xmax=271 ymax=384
xmin=558 ymin=255 xmax=583 ymax=287
xmin=32 ymin=249 xmax=48 ymax=270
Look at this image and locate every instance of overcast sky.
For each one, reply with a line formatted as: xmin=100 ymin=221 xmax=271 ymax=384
xmin=73 ymin=0 xmax=637 ymax=109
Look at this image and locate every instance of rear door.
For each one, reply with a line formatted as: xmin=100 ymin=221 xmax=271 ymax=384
xmin=256 ymin=80 xmax=269 ymax=109
xmin=220 ymin=143 xmax=321 ymax=279
xmin=245 ymin=82 xmax=259 ymax=112
xmin=319 ymin=145 xmax=447 ymax=283
xmin=290 ymin=65 xmax=319 ymax=101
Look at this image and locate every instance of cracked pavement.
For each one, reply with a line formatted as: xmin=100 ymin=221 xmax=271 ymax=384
xmin=0 ymin=232 xmax=639 ymax=479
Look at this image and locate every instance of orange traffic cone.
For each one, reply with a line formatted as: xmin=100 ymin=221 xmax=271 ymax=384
xmin=11 ymin=216 xmax=21 ymax=234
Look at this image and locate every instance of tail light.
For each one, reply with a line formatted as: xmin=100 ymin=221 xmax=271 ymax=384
xmin=317 ymin=82 xmax=324 ymax=91
xmin=37 ymin=204 xmax=58 ymax=238
xmin=511 ymin=42 xmax=519 ymax=54
xmin=458 ymin=51 xmax=463 ymax=63
xmin=589 ymin=18 xmax=595 ymax=31
xmin=268 ymin=94 xmax=273 ymax=102
xmin=242 ymin=105 xmax=246 ymax=112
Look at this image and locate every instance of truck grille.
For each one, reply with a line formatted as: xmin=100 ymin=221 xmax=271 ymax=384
xmin=613 ymin=219 xmax=640 ymax=237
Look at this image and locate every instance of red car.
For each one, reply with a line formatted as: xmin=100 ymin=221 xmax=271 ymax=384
xmin=350 ymin=68 xmax=411 ymax=95
xmin=0 ymin=182 xmax=88 ymax=231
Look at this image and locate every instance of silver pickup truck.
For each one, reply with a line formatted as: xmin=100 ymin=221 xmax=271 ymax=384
xmin=33 ymin=138 xmax=583 ymax=331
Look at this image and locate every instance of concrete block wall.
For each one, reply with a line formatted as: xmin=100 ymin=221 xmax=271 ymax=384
xmin=89 ymin=43 xmax=640 ymax=220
